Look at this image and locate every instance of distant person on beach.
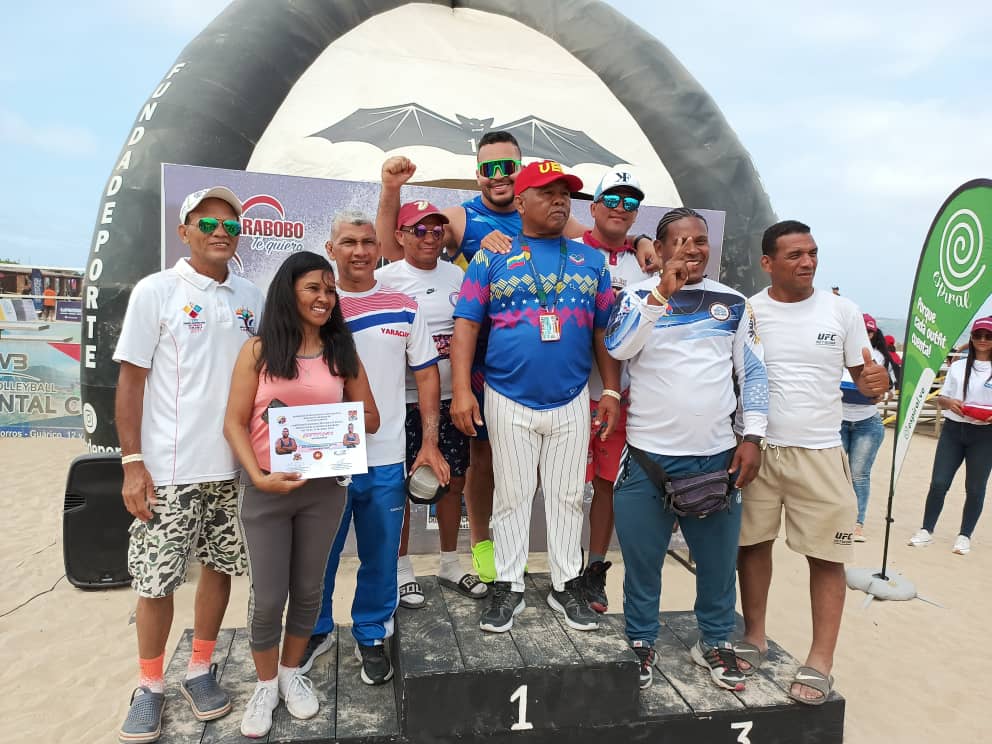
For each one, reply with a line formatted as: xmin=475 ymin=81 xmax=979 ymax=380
xmin=909 ymin=316 xmax=992 ymax=556
xmin=840 ymin=314 xmax=892 ymax=542
xmin=224 ymin=251 xmax=378 ymax=737
xmin=42 ymin=284 xmax=56 ymax=320
xmin=737 ymin=220 xmax=890 ymax=706
xmin=113 ymin=186 xmax=265 ymax=744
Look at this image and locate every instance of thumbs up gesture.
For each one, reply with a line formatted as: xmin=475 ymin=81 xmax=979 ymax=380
xmin=857 ymin=347 xmax=890 ymax=398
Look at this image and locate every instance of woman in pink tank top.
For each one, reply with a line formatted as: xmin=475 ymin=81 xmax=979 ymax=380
xmin=224 ymin=252 xmax=378 ymax=736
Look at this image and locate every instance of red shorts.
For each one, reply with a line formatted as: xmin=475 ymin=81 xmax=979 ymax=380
xmin=586 ymin=399 xmax=628 ymax=483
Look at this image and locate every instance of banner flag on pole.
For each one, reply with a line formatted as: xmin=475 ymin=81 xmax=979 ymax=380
xmin=893 ymin=179 xmax=992 ymax=482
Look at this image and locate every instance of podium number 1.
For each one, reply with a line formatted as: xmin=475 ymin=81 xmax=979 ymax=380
xmin=509 ymin=684 xmax=534 ymax=731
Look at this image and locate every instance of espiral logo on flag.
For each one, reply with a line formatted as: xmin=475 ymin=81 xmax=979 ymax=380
xmin=936 ymin=208 xmax=986 ymax=305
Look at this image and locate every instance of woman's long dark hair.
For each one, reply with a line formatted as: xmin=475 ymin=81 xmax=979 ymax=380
xmin=255 ymin=251 xmax=359 ymax=380
xmin=869 ymin=327 xmax=899 ymax=387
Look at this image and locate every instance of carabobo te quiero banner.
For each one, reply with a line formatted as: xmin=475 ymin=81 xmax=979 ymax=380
xmin=894 ymin=179 xmax=992 ymax=481
xmin=162 ymin=163 xmax=726 ymax=552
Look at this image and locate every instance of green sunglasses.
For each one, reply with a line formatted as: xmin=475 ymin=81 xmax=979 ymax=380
xmin=194 ymin=217 xmax=242 ymax=237
xmin=478 ymin=158 xmax=522 ymax=179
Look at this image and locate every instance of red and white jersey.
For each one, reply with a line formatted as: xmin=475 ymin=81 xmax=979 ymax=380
xmin=338 ymin=281 xmax=438 ymax=466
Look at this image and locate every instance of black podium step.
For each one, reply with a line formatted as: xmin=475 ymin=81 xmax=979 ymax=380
xmin=155 ymin=572 xmax=843 ymax=744
xmin=157 ymin=627 xmax=400 ymax=744
xmin=394 ymin=573 xmax=639 ymax=738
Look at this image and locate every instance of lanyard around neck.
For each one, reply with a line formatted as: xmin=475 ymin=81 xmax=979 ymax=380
xmin=516 ymin=235 xmax=567 ymax=309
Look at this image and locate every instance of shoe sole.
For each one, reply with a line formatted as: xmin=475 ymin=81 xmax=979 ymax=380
xmin=179 ymin=684 xmax=231 ymax=722
xmin=689 ymin=644 xmax=745 ymax=691
xmin=479 ymin=599 xmax=526 ymax=633
xmin=639 ymin=674 xmax=652 ymax=690
xmin=953 ymin=548 xmax=970 ymax=555
xmin=118 ymin=726 xmax=162 ymax=744
xmin=298 ymin=637 xmax=335 ymax=675
xmin=546 ymin=594 xmax=599 ymax=631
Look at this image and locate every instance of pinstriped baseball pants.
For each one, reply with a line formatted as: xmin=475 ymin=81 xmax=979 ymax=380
xmin=485 ymin=384 xmax=589 ymax=592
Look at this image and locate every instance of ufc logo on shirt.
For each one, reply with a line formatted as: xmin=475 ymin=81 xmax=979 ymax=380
xmin=816 ymin=332 xmax=838 ymax=346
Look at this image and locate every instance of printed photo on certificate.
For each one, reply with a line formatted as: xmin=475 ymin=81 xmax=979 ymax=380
xmin=268 ymin=401 xmax=367 ymax=478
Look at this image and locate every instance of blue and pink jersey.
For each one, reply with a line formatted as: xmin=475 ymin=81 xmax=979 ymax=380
xmin=454 ymin=235 xmax=614 ymax=410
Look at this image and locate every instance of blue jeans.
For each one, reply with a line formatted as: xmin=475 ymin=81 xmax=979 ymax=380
xmin=840 ymin=413 xmax=885 ymax=525
xmin=613 ymin=447 xmax=741 ymax=648
xmin=312 ymin=463 xmax=406 ymax=645
xmin=922 ymin=419 xmax=992 ymax=538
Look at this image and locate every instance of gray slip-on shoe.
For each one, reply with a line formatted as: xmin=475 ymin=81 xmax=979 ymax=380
xmin=119 ymin=686 xmax=165 ymax=743
xmin=179 ymin=663 xmax=231 ymax=721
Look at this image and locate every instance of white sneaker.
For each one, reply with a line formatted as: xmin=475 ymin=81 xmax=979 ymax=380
xmin=280 ymin=671 xmax=319 ymax=720
xmin=952 ymin=535 xmax=971 ymax=555
xmin=240 ymin=684 xmax=278 ymax=738
xmin=908 ymin=529 xmax=932 ymax=547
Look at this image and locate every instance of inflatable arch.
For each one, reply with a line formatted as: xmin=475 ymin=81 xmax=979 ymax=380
xmin=81 ymin=0 xmax=775 ymax=450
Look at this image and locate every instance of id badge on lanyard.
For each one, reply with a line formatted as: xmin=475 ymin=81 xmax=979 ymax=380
xmin=519 ymin=235 xmax=567 ymax=343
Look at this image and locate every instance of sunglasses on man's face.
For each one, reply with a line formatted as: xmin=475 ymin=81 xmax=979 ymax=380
xmin=973 ymin=331 xmax=992 ymax=342
xmin=478 ymin=159 xmax=522 ymax=179
xmin=194 ymin=217 xmax=241 ymax=237
xmin=598 ymin=194 xmax=641 ymax=212
xmin=400 ymin=224 xmax=445 ymax=241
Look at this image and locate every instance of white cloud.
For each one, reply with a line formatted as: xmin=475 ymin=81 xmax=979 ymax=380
xmin=0 ymin=109 xmax=98 ymax=157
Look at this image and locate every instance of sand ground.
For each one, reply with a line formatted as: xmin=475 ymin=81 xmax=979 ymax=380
xmin=0 ymin=429 xmax=983 ymax=743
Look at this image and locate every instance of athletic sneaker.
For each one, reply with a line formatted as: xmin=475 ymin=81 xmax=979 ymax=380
xmin=581 ymin=560 xmax=612 ymax=613
xmin=690 ymin=640 xmax=746 ymax=691
xmin=952 ymin=535 xmax=971 ymax=555
xmin=479 ymin=581 xmax=525 ymax=632
xmin=908 ymin=528 xmax=932 ymax=547
xmin=179 ymin=663 xmax=231 ymax=721
xmin=354 ymin=642 xmax=394 ymax=686
xmin=119 ymin=686 xmax=165 ymax=744
xmin=240 ymin=684 xmax=278 ymax=739
xmin=298 ymin=632 xmax=334 ymax=675
xmin=280 ymin=671 xmax=319 ymax=719
xmin=631 ymin=641 xmax=656 ymax=690
xmin=547 ymin=577 xmax=599 ymax=631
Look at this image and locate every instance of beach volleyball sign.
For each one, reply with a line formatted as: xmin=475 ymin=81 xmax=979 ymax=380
xmin=893 ymin=179 xmax=992 ymax=481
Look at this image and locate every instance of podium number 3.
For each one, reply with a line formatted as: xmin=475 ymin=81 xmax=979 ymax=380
xmin=731 ymin=720 xmax=753 ymax=744
xmin=509 ymin=684 xmax=534 ymax=731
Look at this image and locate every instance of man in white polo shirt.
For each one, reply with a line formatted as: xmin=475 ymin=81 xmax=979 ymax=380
xmin=377 ymin=200 xmax=489 ymax=607
xmin=114 ymin=187 xmax=265 ymax=744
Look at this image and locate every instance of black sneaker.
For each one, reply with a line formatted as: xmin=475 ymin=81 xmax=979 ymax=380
xmin=479 ymin=581 xmax=526 ymax=633
xmin=547 ymin=576 xmax=599 ymax=630
xmin=354 ymin=642 xmax=394 ymax=685
xmin=582 ymin=560 xmax=612 ymax=613
xmin=690 ymin=640 xmax=746 ymax=691
xmin=298 ymin=632 xmax=333 ymax=675
xmin=631 ymin=641 xmax=656 ymax=689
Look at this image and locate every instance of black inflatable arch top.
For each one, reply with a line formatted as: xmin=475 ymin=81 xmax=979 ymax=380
xmin=81 ymin=0 xmax=775 ymax=450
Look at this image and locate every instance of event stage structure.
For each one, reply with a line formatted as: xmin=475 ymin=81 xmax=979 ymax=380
xmin=157 ymin=574 xmax=843 ymax=744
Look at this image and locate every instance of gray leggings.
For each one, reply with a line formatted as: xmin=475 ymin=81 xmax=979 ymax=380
xmin=238 ymin=476 xmax=347 ymax=651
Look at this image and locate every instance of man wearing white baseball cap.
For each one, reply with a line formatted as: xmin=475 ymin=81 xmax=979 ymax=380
xmin=114 ymin=186 xmax=265 ymax=743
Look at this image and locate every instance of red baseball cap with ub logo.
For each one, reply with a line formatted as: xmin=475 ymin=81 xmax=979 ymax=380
xmin=513 ymin=160 xmax=583 ymax=196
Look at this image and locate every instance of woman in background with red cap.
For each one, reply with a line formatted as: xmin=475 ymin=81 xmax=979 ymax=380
xmin=839 ymin=314 xmax=892 ymax=541
xmin=909 ymin=316 xmax=992 ymax=555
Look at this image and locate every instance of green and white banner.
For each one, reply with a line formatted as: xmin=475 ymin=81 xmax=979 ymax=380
xmin=894 ymin=179 xmax=992 ymax=480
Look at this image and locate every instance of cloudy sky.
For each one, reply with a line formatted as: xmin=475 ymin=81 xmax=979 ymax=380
xmin=2 ymin=0 xmax=990 ymax=318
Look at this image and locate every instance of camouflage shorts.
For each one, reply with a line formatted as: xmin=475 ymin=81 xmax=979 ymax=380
xmin=127 ymin=479 xmax=246 ymax=598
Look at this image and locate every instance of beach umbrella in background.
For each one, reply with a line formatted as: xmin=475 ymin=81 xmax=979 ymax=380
xmin=78 ymin=0 xmax=775 ymax=451
xmin=847 ymin=178 xmax=992 ymax=604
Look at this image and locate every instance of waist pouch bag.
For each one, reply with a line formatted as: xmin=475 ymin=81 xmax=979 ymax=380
xmin=627 ymin=445 xmax=732 ymax=518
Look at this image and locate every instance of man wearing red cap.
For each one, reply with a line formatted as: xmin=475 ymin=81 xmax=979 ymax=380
xmin=376 ymin=201 xmax=488 ymax=607
xmin=451 ymin=160 xmax=620 ymax=633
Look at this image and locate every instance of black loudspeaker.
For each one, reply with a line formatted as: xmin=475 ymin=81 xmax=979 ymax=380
xmin=63 ymin=454 xmax=133 ymax=589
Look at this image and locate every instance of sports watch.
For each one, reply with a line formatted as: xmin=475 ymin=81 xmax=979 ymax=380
xmin=742 ymin=434 xmax=767 ymax=451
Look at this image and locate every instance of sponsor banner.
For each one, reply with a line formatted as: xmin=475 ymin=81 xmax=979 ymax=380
xmin=56 ymin=299 xmax=82 ymax=323
xmin=0 ymin=339 xmax=83 ymax=438
xmin=894 ymin=180 xmax=992 ymax=481
xmin=162 ymin=163 xmax=725 ymax=281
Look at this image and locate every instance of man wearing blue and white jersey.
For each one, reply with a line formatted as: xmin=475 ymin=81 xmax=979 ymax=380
xmin=605 ymin=207 xmax=768 ymax=691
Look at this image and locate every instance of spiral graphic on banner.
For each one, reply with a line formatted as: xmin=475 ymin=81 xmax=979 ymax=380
xmin=939 ymin=208 xmax=986 ymax=292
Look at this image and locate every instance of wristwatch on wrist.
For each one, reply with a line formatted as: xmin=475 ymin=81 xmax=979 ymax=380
xmin=742 ymin=434 xmax=767 ymax=451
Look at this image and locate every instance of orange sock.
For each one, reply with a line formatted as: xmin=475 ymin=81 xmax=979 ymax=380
xmin=138 ymin=654 xmax=165 ymax=693
xmin=187 ymin=638 xmax=216 ymax=679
